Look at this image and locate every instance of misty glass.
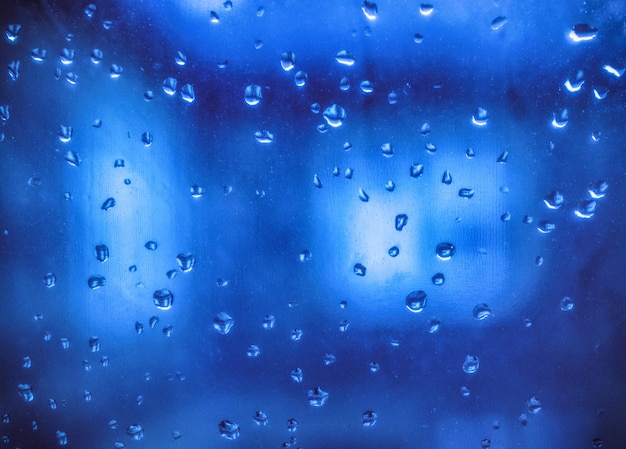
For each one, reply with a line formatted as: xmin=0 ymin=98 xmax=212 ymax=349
xmin=1 ymin=1 xmax=624 ymax=448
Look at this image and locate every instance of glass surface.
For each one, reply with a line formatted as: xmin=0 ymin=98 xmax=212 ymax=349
xmin=1 ymin=1 xmax=624 ymax=448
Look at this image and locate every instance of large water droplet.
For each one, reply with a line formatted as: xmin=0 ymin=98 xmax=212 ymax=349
xmin=405 ymin=290 xmax=427 ymax=313
xmin=244 ymin=84 xmax=262 ymax=106
xmin=335 ymin=50 xmax=355 ymax=66
xmin=436 ymin=242 xmax=456 ymax=260
xmin=323 ymin=104 xmax=346 ymax=127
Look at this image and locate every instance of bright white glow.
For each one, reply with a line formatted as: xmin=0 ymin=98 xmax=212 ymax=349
xmin=564 ymin=79 xmax=584 ymax=92
xmin=602 ymin=64 xmax=624 ymax=78
xmin=568 ymin=30 xmax=596 ymax=42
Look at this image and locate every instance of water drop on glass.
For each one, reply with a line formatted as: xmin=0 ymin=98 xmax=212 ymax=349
xmin=462 ymin=355 xmax=479 ymax=374
xmin=144 ymin=241 xmax=158 ymax=250
xmin=473 ymin=303 xmax=492 ymax=320
xmin=56 ymin=430 xmax=68 ymax=445
xmin=360 ymin=80 xmax=374 ymax=94
xmin=218 ymin=420 xmax=239 ymax=440
xmin=291 ymin=328 xmax=303 ymax=341
xmin=388 ymin=246 xmax=399 ymax=257
xmin=323 ymin=104 xmax=346 ymax=127
xmin=388 ymin=91 xmax=398 ymax=104
xmin=441 ymin=170 xmax=452 ymax=185
xmin=31 ymin=48 xmax=46 ymax=62
xmin=574 ymin=199 xmax=596 ymax=219
xmin=60 ymin=48 xmax=74 ymax=65
xmin=58 ymin=125 xmax=73 ymax=143
xmin=361 ymin=1 xmax=377 ymax=20
xmin=551 ymin=109 xmax=568 ymax=128
xmin=362 ymin=410 xmax=377 ymax=427
xmin=126 ymin=424 xmax=144 ymax=441
xmin=385 ymin=180 xmax=395 ymax=191
xmin=144 ymin=90 xmax=154 ymax=101
xmin=491 ymin=16 xmax=507 ymax=30
xmin=310 ymin=103 xmax=320 ymax=114
xmin=323 ymin=353 xmax=336 ymax=366
xmin=544 ymin=190 xmax=564 ymax=209
xmin=214 ymin=312 xmax=234 ymax=335
xmin=190 ymin=184 xmax=205 ymax=198
xmin=427 ymin=318 xmax=441 ymax=333
xmin=568 ymin=23 xmax=598 ymax=42
xmin=254 ymin=130 xmax=274 ymax=144
xmin=354 ymin=263 xmax=367 ymax=276
xmin=381 ymin=142 xmax=394 ymax=157
xmin=163 ymin=77 xmax=177 ymax=95
xmin=180 ymin=84 xmax=195 ymax=103
xmin=537 ymin=220 xmax=556 ymax=234
xmin=5 ymin=24 xmax=21 ymax=42
xmin=436 ymin=242 xmax=456 ymax=260
xmin=244 ymin=85 xmax=262 ymax=106
xmin=432 ymin=273 xmax=445 ymax=285
xmin=209 ymin=10 xmax=220 ymax=23
xmin=425 ymin=142 xmax=437 ymax=153
xmin=153 ymin=289 xmax=174 ymax=310
xmin=109 ymin=64 xmax=123 ymax=78
xmin=174 ymin=51 xmax=187 ymax=66
xmin=335 ymin=50 xmax=355 ymax=66
xmin=526 ymin=396 xmax=542 ymax=413
xmin=280 ymin=51 xmax=296 ymax=71
xmin=602 ymin=64 xmax=624 ymax=78
xmin=176 ymin=253 xmax=195 ymax=272
xmin=253 ymin=410 xmax=268 ymax=426
xmin=87 ymin=275 xmax=106 ymax=290
xmin=262 ymin=315 xmax=275 ymax=329
xmin=291 ymin=368 xmax=303 ymax=383
xmin=406 ymin=290 xmax=427 ymax=313
xmin=43 ymin=272 xmax=56 ymax=288
xmin=560 ymin=296 xmax=574 ymax=311
xmin=298 ymin=250 xmax=312 ymax=262
xmin=471 ymin=107 xmax=489 ymax=126
xmin=358 ymin=188 xmax=369 ymax=202
xmin=395 ymin=214 xmax=408 ymax=231
xmin=247 ymin=345 xmax=260 ymax=357
xmin=17 ymin=383 xmax=33 ymax=402
xmin=7 ymin=61 xmax=19 ymax=81
xmin=294 ymin=71 xmax=307 ymax=87
xmin=410 ymin=163 xmax=424 ymax=178
xmin=496 ymin=151 xmax=508 ymax=163
xmin=414 ymin=33 xmax=425 ymax=43
xmin=419 ymin=3 xmax=434 ymax=16
xmin=307 ymin=387 xmax=329 ymax=407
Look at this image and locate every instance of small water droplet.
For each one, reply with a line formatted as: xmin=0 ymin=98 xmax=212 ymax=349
xmin=174 ymin=51 xmax=187 ymax=66
xmin=323 ymin=104 xmax=347 ymax=127
xmin=64 ymin=150 xmax=81 ymax=167
xmin=381 ymin=142 xmax=394 ymax=157
xmin=5 ymin=24 xmax=21 ymax=43
xmin=473 ymin=303 xmax=492 ymax=320
xmin=361 ymin=1 xmax=378 ymax=20
xmin=436 ymin=242 xmax=455 ymax=260
xmin=31 ymin=48 xmax=47 ymax=62
xmin=568 ymin=23 xmax=598 ymax=42
xmin=537 ymin=220 xmax=556 ymax=234
xmin=388 ymin=246 xmax=399 ymax=257
xmin=294 ymin=71 xmax=307 ymax=87
xmin=419 ymin=3 xmax=434 ymax=16
xmin=406 ymin=290 xmax=427 ymax=313
xmin=471 ymin=107 xmax=489 ymax=126
xmin=313 ymin=174 xmax=322 ymax=188
xmin=441 ymin=170 xmax=452 ymax=185
xmin=180 ymin=84 xmax=195 ymax=103
xmin=551 ymin=109 xmax=568 ymax=128
xmin=395 ymin=214 xmax=408 ymax=231
xmin=410 ymin=163 xmax=424 ymax=178
xmin=87 ymin=275 xmax=106 ymax=290
xmin=254 ymin=130 xmax=274 ymax=143
xmin=496 ymin=151 xmax=508 ymax=163
xmin=213 ymin=312 xmax=234 ymax=335
xmin=244 ymin=84 xmax=262 ymax=106
xmin=431 ymin=273 xmax=445 ymax=285
xmin=362 ymin=410 xmax=377 ymax=427
xmin=307 ymin=387 xmax=329 ymax=407
xmin=101 ymin=198 xmax=116 ymax=210
xmin=163 ymin=77 xmax=177 ymax=95
xmin=385 ymin=180 xmax=395 ymax=191
xmin=280 ymin=51 xmax=296 ymax=71
xmin=458 ymin=188 xmax=474 ymax=199
xmin=335 ymin=50 xmax=355 ymax=66
xmin=109 ymin=64 xmax=123 ymax=78
xmin=353 ymin=263 xmax=367 ymax=276
xmin=462 ymin=355 xmax=479 ymax=374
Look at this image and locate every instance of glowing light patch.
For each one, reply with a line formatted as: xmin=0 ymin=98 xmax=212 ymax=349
xmin=602 ymin=64 xmax=624 ymax=78
xmin=564 ymin=79 xmax=584 ymax=92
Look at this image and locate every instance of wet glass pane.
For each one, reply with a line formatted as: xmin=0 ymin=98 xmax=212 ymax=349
xmin=1 ymin=1 xmax=624 ymax=448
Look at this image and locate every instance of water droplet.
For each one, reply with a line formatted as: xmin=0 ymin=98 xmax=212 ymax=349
xmin=153 ymin=289 xmax=174 ymax=310
xmin=473 ymin=303 xmax=492 ymax=320
xmin=432 ymin=273 xmax=445 ymax=285
xmin=410 ymin=163 xmax=424 ymax=178
xmin=217 ymin=420 xmax=240 ymax=440
xmin=310 ymin=103 xmax=320 ymax=113
xmin=537 ymin=220 xmax=556 ymax=234
xmin=362 ymin=1 xmax=377 ymax=20
xmin=308 ymin=387 xmax=329 ymax=407
xmin=535 ymin=256 xmax=544 ymax=266
xmin=602 ymin=64 xmax=624 ymax=78
xmin=543 ymin=190 xmax=564 ymax=209
xmin=135 ymin=321 xmax=144 ymax=334
xmin=425 ymin=142 xmax=437 ymax=153
xmin=209 ymin=11 xmax=220 ymax=23
xmin=0 ymin=105 xmax=9 ymax=123
xmin=491 ymin=16 xmax=508 ymax=30
xmin=551 ymin=109 xmax=568 ymax=128
xmin=28 ymin=177 xmax=41 ymax=187
xmin=360 ymin=80 xmax=374 ymax=94
xmin=388 ymin=246 xmax=399 ymax=257
xmin=419 ymin=3 xmax=434 ymax=16
xmin=109 ymin=64 xmax=123 ymax=78
xmin=174 ymin=50 xmax=187 ymax=66
xmin=323 ymin=353 xmax=336 ymax=366
xmin=213 ymin=312 xmax=234 ymax=335
xmin=280 ymin=51 xmax=296 ymax=71
xmin=436 ymin=242 xmax=456 ymax=260
xmin=568 ymin=23 xmax=598 ymax=42
xmin=481 ymin=438 xmax=491 ymax=448
xmin=298 ymin=250 xmax=312 ymax=262
xmin=339 ymin=320 xmax=350 ymax=332
xmin=354 ymin=263 xmax=367 ymax=276
xmin=395 ymin=214 xmax=408 ymax=231
xmin=414 ymin=33 xmax=425 ymax=43
xmin=461 ymin=386 xmax=471 ymax=397
xmin=462 ymin=355 xmax=480 ymax=374
xmin=7 ymin=61 xmax=19 ymax=81
xmin=87 ymin=275 xmax=106 ymax=290
xmin=244 ymin=84 xmax=262 ymax=106
xmin=190 ymin=184 xmax=205 ymax=198
xmin=560 ymin=296 xmax=574 ymax=311
xmin=163 ymin=78 xmax=177 ymax=95
xmin=5 ymin=24 xmax=21 ymax=42
xmin=88 ymin=336 xmax=101 ymax=352
xmin=471 ymin=107 xmax=489 ymax=126
xmin=381 ymin=142 xmax=394 ymax=157
xmin=56 ymin=430 xmax=68 ymax=445
xmin=501 ymin=212 xmax=511 ymax=222
xmin=144 ymin=241 xmax=158 ymax=250
xmin=587 ymin=180 xmax=608 ymax=199
xmin=126 ymin=424 xmax=144 ymax=441
xmin=358 ymin=188 xmax=369 ymax=202
xmin=144 ymin=90 xmax=154 ymax=101
xmin=564 ymin=70 xmax=584 ymax=92
xmin=180 ymin=84 xmax=195 ymax=103
xmin=253 ymin=410 xmax=268 ymax=426
xmin=441 ymin=170 xmax=452 ymax=185
xmin=64 ymin=72 xmax=78 ymax=85
xmin=575 ymin=199 xmax=596 ymax=219
xmin=496 ymin=150 xmax=508 ymax=163
xmin=254 ymin=130 xmax=274 ymax=143
xmin=406 ymin=290 xmax=427 ymax=313
xmin=17 ymin=383 xmax=33 ymax=402
xmin=426 ymin=318 xmax=441 ymax=333
xmin=22 ymin=356 xmax=32 ymax=368
xmin=526 ymin=396 xmax=542 ymax=413
xmin=362 ymin=410 xmax=378 ymax=427
xmin=247 ymin=344 xmax=260 ymax=357
xmin=385 ymin=180 xmax=395 ymax=191
xmin=262 ymin=315 xmax=275 ymax=329
xmin=323 ymin=104 xmax=347 ymax=127
xmin=388 ymin=91 xmax=398 ymax=104
xmin=62 ymin=151 xmax=81 ymax=167
xmin=95 ymin=244 xmax=109 ymax=262
xmin=291 ymin=368 xmax=303 ymax=382
xmin=31 ymin=48 xmax=46 ymax=62
xmin=58 ymin=125 xmax=73 ymax=143
xmin=60 ymin=48 xmax=75 ymax=65
xmin=465 ymin=147 xmax=475 ymax=159
xmin=335 ymin=50 xmax=355 ymax=66
xmin=294 ymin=71 xmax=307 ymax=87
xmin=458 ymin=188 xmax=474 ymax=199
xmin=176 ymin=253 xmax=195 ymax=272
